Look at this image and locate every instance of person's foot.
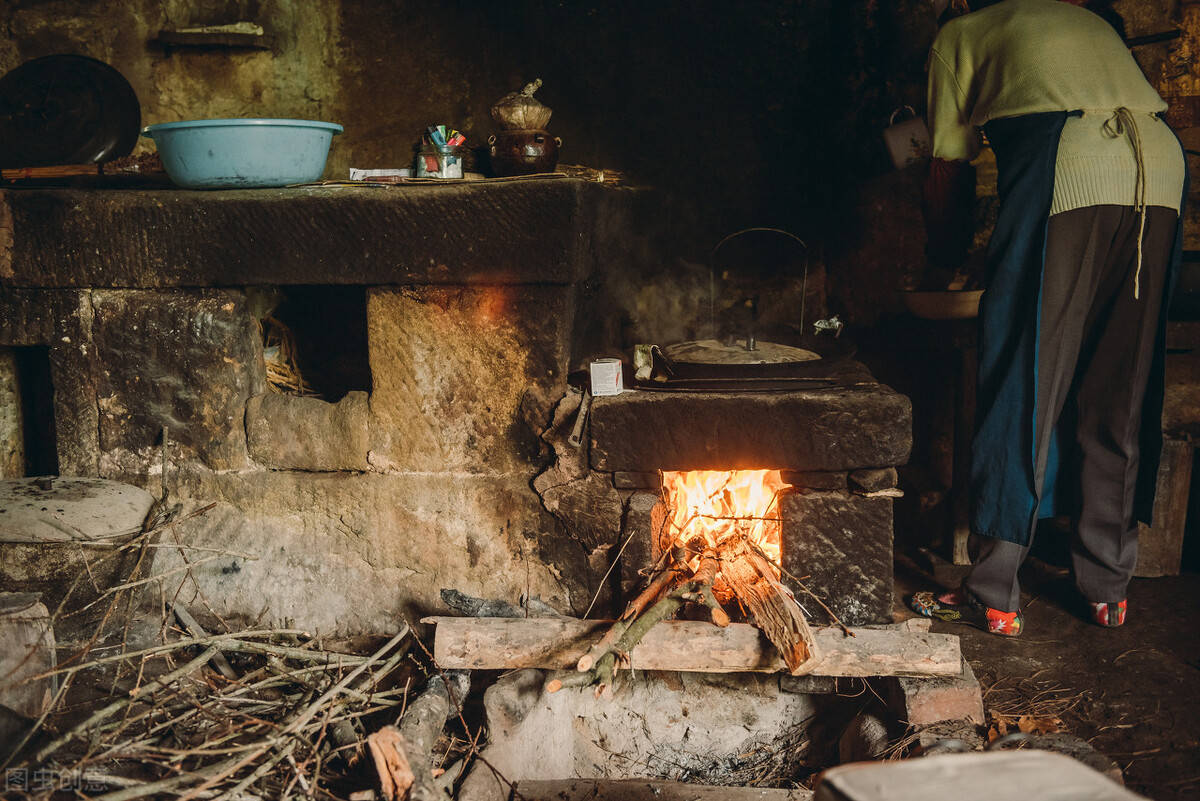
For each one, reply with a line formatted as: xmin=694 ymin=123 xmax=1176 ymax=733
xmin=909 ymin=588 xmax=1023 ymax=636
xmin=1088 ymin=599 xmax=1127 ymax=627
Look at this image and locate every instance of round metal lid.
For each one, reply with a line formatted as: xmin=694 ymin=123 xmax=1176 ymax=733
xmin=662 ymin=339 xmax=821 ymax=366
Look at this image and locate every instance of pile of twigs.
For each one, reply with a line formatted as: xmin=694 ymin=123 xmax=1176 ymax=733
xmin=980 ymin=671 xmax=1090 ymax=742
xmin=4 ymin=625 xmax=413 ymax=801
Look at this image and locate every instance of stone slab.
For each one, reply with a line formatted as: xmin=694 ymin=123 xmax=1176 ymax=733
xmin=782 ymin=471 xmax=848 ymax=491
xmin=246 ymin=391 xmax=369 ymax=471
xmin=817 ymin=751 xmax=1142 ymax=801
xmin=0 ymin=287 xmax=60 ymax=345
xmin=152 ymin=468 xmax=584 ymax=633
xmin=589 ymin=379 xmax=912 ymax=473
xmin=781 ymin=491 xmax=894 ymax=626
xmin=537 ymin=471 xmax=623 ymax=551
xmin=613 ymin=471 xmax=659 ymax=489
xmin=849 ymin=467 xmax=899 ymax=492
xmin=91 ymin=290 xmax=263 ymax=474
xmin=619 ymin=491 xmax=659 ymax=601
xmin=1 ymin=182 xmax=590 ymax=288
xmin=366 ymin=286 xmax=572 ymax=474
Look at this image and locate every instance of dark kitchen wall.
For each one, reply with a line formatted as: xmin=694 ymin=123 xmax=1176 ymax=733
xmin=0 ymin=0 xmax=938 ymax=259
xmin=2 ymin=1 xmax=1183 ymax=321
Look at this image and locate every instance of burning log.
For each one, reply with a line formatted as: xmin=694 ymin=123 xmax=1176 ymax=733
xmin=545 ymin=468 xmax=825 ymax=693
xmin=718 ymin=543 xmax=818 ymax=674
xmin=659 ymin=469 xmax=819 ymax=674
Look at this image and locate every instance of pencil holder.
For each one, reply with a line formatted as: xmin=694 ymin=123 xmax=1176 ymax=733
xmin=415 ymin=145 xmax=467 ymax=178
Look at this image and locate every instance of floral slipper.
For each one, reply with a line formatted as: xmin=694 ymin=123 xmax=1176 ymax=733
xmin=1089 ymin=599 xmax=1126 ymax=627
xmin=909 ymin=588 xmax=1023 ymax=637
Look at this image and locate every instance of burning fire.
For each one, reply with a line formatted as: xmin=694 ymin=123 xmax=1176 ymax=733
xmin=660 ymin=469 xmax=792 ymax=571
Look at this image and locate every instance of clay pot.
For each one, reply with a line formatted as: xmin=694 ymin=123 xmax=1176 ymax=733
xmin=488 ymin=129 xmax=561 ymax=176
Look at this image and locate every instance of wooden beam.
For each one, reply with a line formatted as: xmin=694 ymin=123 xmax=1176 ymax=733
xmin=424 ymin=616 xmax=961 ymax=678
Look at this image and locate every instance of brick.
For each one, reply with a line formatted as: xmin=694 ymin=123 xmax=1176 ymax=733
xmin=888 ymin=658 xmax=985 ymax=727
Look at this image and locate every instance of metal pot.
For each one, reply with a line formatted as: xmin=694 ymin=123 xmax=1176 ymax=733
xmin=488 ymin=128 xmax=561 ymax=176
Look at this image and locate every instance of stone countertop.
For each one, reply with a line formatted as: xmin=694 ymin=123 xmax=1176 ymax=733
xmin=589 ymin=364 xmax=913 ymax=473
xmin=0 ymin=179 xmax=607 ymax=288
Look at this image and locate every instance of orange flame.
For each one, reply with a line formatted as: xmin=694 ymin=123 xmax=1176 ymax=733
xmin=660 ymin=469 xmax=791 ymax=570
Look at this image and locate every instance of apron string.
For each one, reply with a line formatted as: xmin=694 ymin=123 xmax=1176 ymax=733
xmin=1103 ymin=107 xmax=1147 ymax=299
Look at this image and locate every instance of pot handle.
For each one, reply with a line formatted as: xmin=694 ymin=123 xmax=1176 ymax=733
xmin=889 ymin=105 xmax=917 ymax=126
xmin=488 ymin=134 xmax=496 ymax=156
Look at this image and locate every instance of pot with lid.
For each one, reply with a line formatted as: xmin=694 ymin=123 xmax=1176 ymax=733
xmin=488 ymin=78 xmax=562 ymax=176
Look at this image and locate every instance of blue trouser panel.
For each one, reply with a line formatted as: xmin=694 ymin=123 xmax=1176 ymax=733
xmin=971 ymin=112 xmax=1068 ymax=545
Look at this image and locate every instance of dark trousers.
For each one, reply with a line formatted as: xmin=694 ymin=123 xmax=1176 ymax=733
xmin=966 ymin=204 xmax=1178 ymax=612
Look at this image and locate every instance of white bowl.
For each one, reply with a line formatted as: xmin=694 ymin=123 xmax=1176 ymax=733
xmin=901 ymin=289 xmax=983 ymax=320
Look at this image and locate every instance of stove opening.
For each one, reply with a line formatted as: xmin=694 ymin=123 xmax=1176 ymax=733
xmin=257 ymin=286 xmax=371 ymax=402
xmin=1 ymin=346 xmax=58 ymax=477
xmin=658 ymin=469 xmax=791 ymax=581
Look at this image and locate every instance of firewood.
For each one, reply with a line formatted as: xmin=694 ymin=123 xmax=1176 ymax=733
xmin=366 ymin=726 xmax=416 ymax=801
xmin=577 ymin=564 xmax=681 ymax=672
xmin=718 ymin=544 xmax=820 ymax=675
xmin=565 ymin=554 xmax=734 ymax=695
xmin=396 ymin=672 xmax=470 ymax=801
xmin=427 ymin=616 xmax=962 ymax=678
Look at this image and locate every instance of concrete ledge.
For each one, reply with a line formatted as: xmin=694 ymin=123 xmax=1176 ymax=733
xmin=1 ymin=181 xmax=592 ymax=288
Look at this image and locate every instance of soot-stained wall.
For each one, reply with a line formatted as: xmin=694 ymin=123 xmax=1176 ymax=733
xmin=0 ymin=0 xmax=941 ymax=256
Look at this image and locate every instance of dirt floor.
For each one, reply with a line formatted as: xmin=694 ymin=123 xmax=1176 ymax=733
xmin=897 ymin=554 xmax=1200 ymax=801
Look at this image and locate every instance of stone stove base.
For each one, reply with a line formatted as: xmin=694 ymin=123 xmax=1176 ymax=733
xmin=538 ymin=363 xmax=912 ymax=626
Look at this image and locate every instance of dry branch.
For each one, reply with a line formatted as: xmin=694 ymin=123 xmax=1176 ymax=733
xmin=576 ymin=564 xmax=682 ymax=673
xmin=171 ymin=604 xmax=237 ymax=680
xmin=9 ymin=625 xmax=413 ymax=801
xmin=397 ymin=672 xmax=470 ymax=801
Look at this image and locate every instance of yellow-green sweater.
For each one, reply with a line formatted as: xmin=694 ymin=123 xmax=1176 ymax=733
xmin=928 ymin=0 xmax=1185 ymax=214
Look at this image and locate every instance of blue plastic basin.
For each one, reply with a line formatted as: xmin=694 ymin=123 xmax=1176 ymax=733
xmin=142 ymin=118 xmax=343 ymax=188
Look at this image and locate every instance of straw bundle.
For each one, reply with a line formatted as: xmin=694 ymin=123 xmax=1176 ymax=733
xmin=260 ymin=315 xmax=319 ymax=397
